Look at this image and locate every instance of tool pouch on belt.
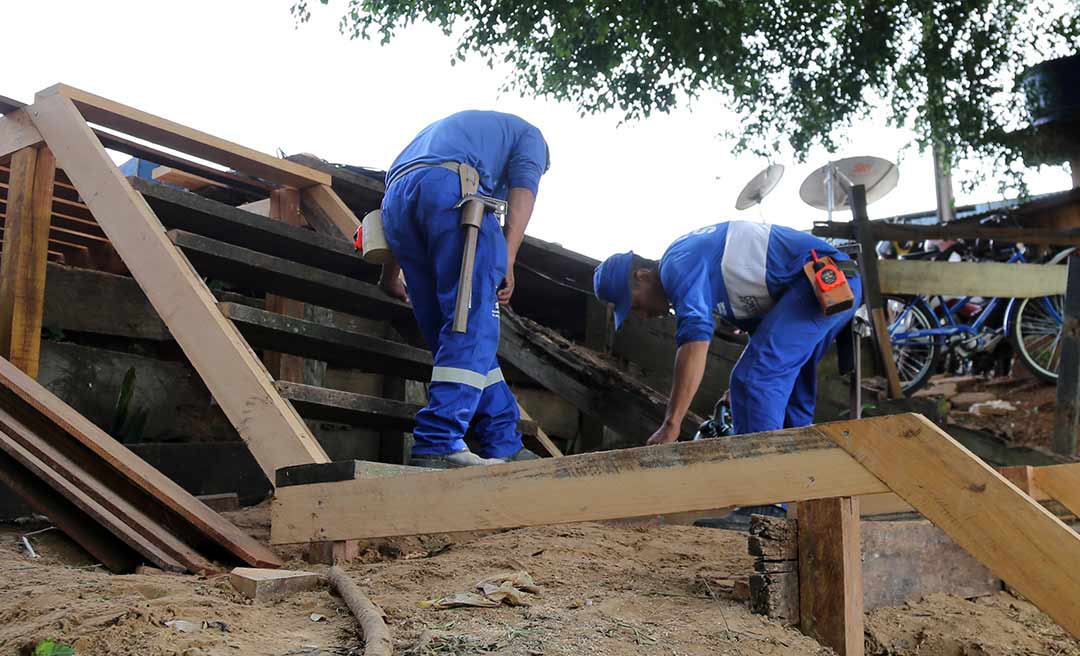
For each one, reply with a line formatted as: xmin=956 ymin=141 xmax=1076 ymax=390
xmin=456 ymin=164 xmax=484 ymax=229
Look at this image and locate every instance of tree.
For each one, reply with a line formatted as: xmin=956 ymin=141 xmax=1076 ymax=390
xmin=294 ymin=0 xmax=1079 ymax=188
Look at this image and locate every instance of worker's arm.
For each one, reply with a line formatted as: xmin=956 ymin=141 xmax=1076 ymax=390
xmin=497 ymin=186 xmax=536 ymax=305
xmin=647 ymin=340 xmax=711 ymax=445
xmin=378 ymin=261 xmax=408 ymax=303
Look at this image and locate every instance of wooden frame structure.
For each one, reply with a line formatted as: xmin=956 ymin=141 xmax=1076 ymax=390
xmin=272 ymin=413 xmax=1080 ymax=647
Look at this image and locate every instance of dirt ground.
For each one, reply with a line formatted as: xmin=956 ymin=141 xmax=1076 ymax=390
xmin=945 ymin=377 xmax=1058 ymax=450
xmin=1 ymin=505 xmax=1077 ymax=656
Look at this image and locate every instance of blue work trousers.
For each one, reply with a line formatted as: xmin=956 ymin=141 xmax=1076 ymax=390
xmin=381 ymin=168 xmax=522 ymax=458
xmin=729 ymin=275 xmax=861 ymax=434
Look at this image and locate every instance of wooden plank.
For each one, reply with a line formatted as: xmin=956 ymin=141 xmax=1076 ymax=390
xmin=0 ymin=110 xmax=43 ymax=160
xmin=813 ymin=219 xmax=1080 ymax=248
xmin=37 ymin=84 xmax=330 ymax=188
xmin=27 ymin=92 xmax=328 ymax=481
xmin=0 ymin=146 xmax=53 ymax=377
xmin=151 ymin=165 xmax=227 ymax=190
xmin=878 ymin=259 xmax=1067 ymax=297
xmin=798 ymin=497 xmax=863 ymax=656
xmin=264 ymin=188 xmax=307 ymax=383
xmin=277 ymin=380 xmax=540 ymax=438
xmin=0 ymin=357 xmax=281 ymax=566
xmin=270 ymin=416 xmax=893 ymax=544
xmin=300 ymin=183 xmax=361 ymax=238
xmin=1033 ymin=464 xmax=1080 ymax=518
xmin=516 ymin=403 xmax=564 ymax=458
xmin=0 ymin=402 xmax=216 ymax=573
xmin=815 ymin=413 xmax=1080 ymax=637
xmin=0 ymin=446 xmax=141 ymax=572
xmin=220 ymin=302 xmax=433 ymax=380
xmin=131 ymin=177 xmax=370 ymax=279
xmin=43 ymin=263 xmax=171 ymax=340
xmin=1053 ymin=256 xmax=1080 ymax=456
xmin=0 ymin=418 xmax=185 ymax=572
xmin=168 ymin=230 xmax=411 ymax=321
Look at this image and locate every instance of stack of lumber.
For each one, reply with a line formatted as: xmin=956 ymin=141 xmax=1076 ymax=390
xmin=0 ymin=356 xmax=280 ymax=573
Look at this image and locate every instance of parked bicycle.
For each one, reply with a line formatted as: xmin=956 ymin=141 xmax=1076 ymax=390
xmin=883 ymin=238 xmax=1072 ymax=394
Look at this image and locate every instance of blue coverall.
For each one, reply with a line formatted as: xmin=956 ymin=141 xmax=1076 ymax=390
xmin=660 ymin=221 xmax=861 ymax=434
xmin=381 ymin=111 xmax=549 ymax=458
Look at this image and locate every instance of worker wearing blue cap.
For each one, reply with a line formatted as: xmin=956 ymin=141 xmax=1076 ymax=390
xmin=593 ymin=221 xmax=860 ymax=446
xmin=378 ymin=111 xmax=551 ymax=468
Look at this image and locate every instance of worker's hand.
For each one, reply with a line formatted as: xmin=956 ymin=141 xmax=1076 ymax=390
xmin=646 ymin=422 xmax=680 ymax=446
xmin=497 ymin=266 xmax=515 ymax=306
xmin=379 ymin=274 xmax=409 ymax=304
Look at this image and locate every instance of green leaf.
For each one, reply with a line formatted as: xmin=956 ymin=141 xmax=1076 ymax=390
xmin=34 ymin=640 xmax=75 ymax=656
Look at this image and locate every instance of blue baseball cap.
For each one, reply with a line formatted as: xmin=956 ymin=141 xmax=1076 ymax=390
xmin=593 ymin=251 xmax=635 ymax=330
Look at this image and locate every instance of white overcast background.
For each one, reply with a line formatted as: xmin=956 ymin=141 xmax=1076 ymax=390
xmin=5 ymin=1 xmax=1074 ymax=260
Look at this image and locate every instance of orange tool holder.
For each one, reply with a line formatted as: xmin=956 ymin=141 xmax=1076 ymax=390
xmin=803 ymin=249 xmax=855 ymax=316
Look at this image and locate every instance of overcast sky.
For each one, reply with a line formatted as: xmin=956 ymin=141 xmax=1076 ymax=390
xmin=6 ymin=1 xmax=1074 ymax=260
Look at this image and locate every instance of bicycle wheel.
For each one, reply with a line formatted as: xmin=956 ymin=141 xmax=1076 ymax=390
xmin=1008 ymin=294 xmax=1064 ymax=382
xmin=885 ymin=296 xmax=939 ymax=394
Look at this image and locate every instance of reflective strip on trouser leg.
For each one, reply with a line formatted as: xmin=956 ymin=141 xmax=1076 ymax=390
xmin=471 ymin=358 xmax=522 ymax=459
xmin=431 ymin=366 xmax=487 ymax=389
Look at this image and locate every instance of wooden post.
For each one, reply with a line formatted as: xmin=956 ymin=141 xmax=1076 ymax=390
xmin=0 ymin=145 xmax=55 ymax=377
xmin=263 ymin=188 xmax=307 ymax=383
xmin=578 ymin=297 xmax=613 ymax=453
xmin=798 ymin=496 xmax=864 ymax=656
xmin=850 ymin=184 xmax=903 ymax=398
xmin=1053 ymin=256 xmax=1080 ymax=456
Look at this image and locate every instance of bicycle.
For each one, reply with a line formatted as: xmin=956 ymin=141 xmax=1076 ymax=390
xmin=885 ymin=243 xmax=1072 ymax=394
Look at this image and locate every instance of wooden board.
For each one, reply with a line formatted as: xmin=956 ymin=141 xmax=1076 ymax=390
xmin=0 ymin=356 xmax=282 ymax=567
xmin=0 ymin=146 xmax=53 ymax=377
xmin=798 ymin=497 xmax=863 ymax=656
xmin=264 ymin=188 xmax=306 ymax=383
xmin=1033 ymin=464 xmax=1080 ymax=517
xmin=270 ymin=416 xmax=893 ymax=544
xmin=151 ymin=165 xmax=227 ymax=191
xmin=815 ymin=413 xmax=1080 ymax=637
xmin=43 ymin=263 xmax=170 ymax=340
xmin=300 ymin=183 xmax=361 ymax=238
xmin=813 ymin=219 xmax=1080 ymax=248
xmin=27 ymin=92 xmax=328 ymax=482
xmin=0 ymin=110 xmax=43 ymax=160
xmin=220 ymin=302 xmax=433 ymax=381
xmin=37 ymin=84 xmax=329 ymax=188
xmin=878 ymin=260 xmax=1067 ymax=298
xmin=168 ymin=230 xmax=411 ymax=322
xmin=131 ymin=177 xmax=371 ymax=279
xmin=1053 ymin=257 xmax=1080 ymax=456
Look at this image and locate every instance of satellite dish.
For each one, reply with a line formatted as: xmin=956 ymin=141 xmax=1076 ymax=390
xmin=799 ymin=157 xmax=899 ymax=217
xmin=735 ymin=164 xmax=785 ymax=210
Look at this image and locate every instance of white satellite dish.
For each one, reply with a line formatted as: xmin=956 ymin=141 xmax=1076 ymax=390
xmin=799 ymin=156 xmax=899 ymax=219
xmin=735 ymin=164 xmax=785 ymax=210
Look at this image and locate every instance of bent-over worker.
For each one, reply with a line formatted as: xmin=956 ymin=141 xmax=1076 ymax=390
xmin=378 ymin=111 xmax=551 ymax=468
xmin=593 ymin=221 xmax=860 ymax=446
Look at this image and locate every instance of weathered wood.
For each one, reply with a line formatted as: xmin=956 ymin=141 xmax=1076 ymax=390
xmin=131 ymin=177 xmax=370 ymax=279
xmin=300 ymin=183 xmax=361 ymax=238
xmin=878 ymin=259 xmax=1067 ymax=298
xmin=0 ymin=444 xmax=141 ymax=572
xmin=798 ymin=497 xmax=863 ymax=656
xmin=220 ymin=302 xmax=433 ymax=381
xmin=270 ymin=416 xmax=893 ymax=544
xmin=748 ymin=514 xmax=799 ymax=560
xmin=0 ymin=357 xmax=282 ymax=568
xmin=229 ymin=567 xmax=320 ymax=602
xmin=816 ymin=413 xmax=1080 ymax=637
xmin=0 ymin=110 xmax=43 ymax=160
xmin=29 ymin=93 xmax=329 ymax=479
xmin=276 ymin=460 xmax=426 ymax=488
xmin=749 ymin=572 xmax=799 ymax=625
xmin=263 ymin=189 xmax=307 ymax=383
xmin=38 ymin=84 xmax=329 ymax=188
xmin=0 ymin=146 xmax=54 ymax=377
xmin=813 ymin=219 xmax=1080 ymax=248
xmin=168 ymin=230 xmax=411 ymax=321
xmin=43 ymin=263 xmax=170 ymax=340
xmin=1054 ymin=257 xmax=1080 ymax=456
xmin=328 ymin=566 xmax=394 ymax=656
xmin=1033 ymin=464 xmax=1080 ymax=517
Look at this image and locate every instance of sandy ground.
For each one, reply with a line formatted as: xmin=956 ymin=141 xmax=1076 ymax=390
xmin=946 ymin=377 xmax=1058 ymax=450
xmin=1 ymin=505 xmax=1077 ymax=656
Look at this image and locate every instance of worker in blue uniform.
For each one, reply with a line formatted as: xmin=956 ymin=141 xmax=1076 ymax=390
xmin=378 ymin=111 xmax=551 ymax=468
xmin=593 ymin=221 xmax=861 ymax=447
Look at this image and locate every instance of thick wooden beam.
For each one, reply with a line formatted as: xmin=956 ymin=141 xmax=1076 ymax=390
xmin=27 ymin=93 xmax=329 ymax=479
xmin=1032 ymin=464 xmax=1080 ymax=518
xmin=300 ymin=183 xmax=361 ymax=238
xmin=264 ymin=189 xmax=306 ymax=383
xmin=270 ymin=416 xmax=892 ymax=544
xmin=798 ymin=497 xmax=863 ymax=656
xmin=0 ymin=110 xmax=43 ymax=161
xmin=37 ymin=84 xmax=329 ymax=188
xmin=815 ymin=413 xmax=1080 ymax=637
xmin=878 ymin=260 xmax=1066 ymax=297
xmin=813 ymin=219 xmax=1080 ymax=248
xmin=0 ymin=146 xmax=54 ymax=377
xmin=1053 ymin=256 xmax=1080 ymax=456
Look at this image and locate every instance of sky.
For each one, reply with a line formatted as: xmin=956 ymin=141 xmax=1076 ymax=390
xmin=4 ymin=1 xmax=1074 ymax=260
